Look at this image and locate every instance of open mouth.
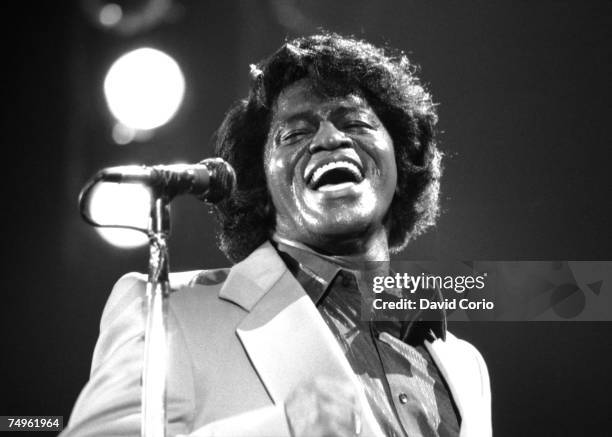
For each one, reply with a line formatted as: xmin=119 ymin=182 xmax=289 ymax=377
xmin=307 ymin=161 xmax=364 ymax=190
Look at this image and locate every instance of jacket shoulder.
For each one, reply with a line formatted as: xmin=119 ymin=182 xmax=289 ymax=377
xmin=172 ymin=268 xmax=230 ymax=289
xmin=99 ymin=272 xmax=147 ymax=331
xmin=100 ymin=268 xmax=231 ymax=330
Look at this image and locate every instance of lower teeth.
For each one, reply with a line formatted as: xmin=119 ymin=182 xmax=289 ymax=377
xmin=318 ymin=182 xmax=355 ymax=192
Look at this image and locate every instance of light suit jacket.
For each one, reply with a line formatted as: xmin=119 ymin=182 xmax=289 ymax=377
xmin=63 ymin=242 xmax=492 ymax=437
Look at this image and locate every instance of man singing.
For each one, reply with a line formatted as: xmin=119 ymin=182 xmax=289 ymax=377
xmin=63 ymin=33 xmax=491 ymax=437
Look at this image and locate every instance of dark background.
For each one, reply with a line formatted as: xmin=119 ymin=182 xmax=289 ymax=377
xmin=2 ymin=1 xmax=611 ymax=435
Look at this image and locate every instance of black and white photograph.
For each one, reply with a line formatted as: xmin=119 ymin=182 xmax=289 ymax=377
xmin=2 ymin=1 xmax=611 ymax=436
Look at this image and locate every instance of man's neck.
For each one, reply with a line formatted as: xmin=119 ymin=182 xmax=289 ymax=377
xmin=273 ymin=227 xmax=390 ymax=267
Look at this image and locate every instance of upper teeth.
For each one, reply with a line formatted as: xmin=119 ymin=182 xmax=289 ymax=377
xmin=310 ymin=161 xmax=362 ymax=186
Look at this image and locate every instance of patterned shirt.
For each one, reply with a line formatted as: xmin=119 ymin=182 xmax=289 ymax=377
xmin=273 ymin=237 xmax=460 ymax=437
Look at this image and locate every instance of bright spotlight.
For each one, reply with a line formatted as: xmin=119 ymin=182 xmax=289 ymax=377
xmin=104 ymin=47 xmax=185 ymax=130
xmin=88 ymin=182 xmax=151 ymax=248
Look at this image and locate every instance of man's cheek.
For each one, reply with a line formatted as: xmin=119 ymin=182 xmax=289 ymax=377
xmin=267 ymin=155 xmax=283 ymax=172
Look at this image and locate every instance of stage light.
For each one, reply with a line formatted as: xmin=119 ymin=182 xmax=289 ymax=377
xmin=104 ymin=47 xmax=185 ymax=130
xmin=88 ymin=181 xmax=151 ymax=248
xmin=99 ymin=3 xmax=123 ymax=27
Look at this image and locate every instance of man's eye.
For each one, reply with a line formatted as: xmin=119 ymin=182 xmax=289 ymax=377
xmin=342 ymin=120 xmax=372 ymax=131
xmin=280 ymin=130 xmax=309 ymax=143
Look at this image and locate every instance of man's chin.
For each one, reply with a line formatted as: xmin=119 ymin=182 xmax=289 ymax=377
xmin=304 ymin=217 xmax=374 ymax=244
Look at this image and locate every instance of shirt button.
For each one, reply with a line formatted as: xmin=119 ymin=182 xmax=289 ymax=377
xmin=398 ymin=393 xmax=409 ymax=404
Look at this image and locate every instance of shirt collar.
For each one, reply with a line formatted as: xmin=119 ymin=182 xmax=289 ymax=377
xmin=273 ymin=234 xmax=342 ymax=304
xmin=272 ymin=235 xmax=447 ymax=342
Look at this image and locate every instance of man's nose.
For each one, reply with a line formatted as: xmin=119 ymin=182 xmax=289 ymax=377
xmin=309 ymin=121 xmax=352 ymax=153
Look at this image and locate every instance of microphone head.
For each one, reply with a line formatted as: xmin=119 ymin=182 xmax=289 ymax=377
xmin=196 ymin=158 xmax=236 ymax=204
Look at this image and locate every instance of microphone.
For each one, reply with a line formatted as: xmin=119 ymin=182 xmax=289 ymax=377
xmin=97 ymin=158 xmax=236 ymax=203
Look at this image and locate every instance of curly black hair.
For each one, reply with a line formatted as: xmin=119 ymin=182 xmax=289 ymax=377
xmin=213 ymin=33 xmax=441 ymax=263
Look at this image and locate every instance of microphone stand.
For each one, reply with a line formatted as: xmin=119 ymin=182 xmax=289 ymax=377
xmin=78 ymin=158 xmax=235 ymax=437
xmin=141 ymin=196 xmax=171 ymax=437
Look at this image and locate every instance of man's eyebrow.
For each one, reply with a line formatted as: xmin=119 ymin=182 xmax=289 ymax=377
xmin=274 ymin=111 xmax=319 ymax=128
xmin=330 ymin=106 xmax=371 ymax=118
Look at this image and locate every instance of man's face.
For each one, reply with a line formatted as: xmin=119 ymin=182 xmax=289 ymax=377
xmin=264 ymin=79 xmax=397 ymax=252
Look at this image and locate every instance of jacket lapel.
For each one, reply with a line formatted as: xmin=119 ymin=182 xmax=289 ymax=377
xmin=425 ymin=333 xmax=491 ymax=437
xmin=218 ymin=242 xmax=491 ymax=436
xmin=219 ymin=242 xmax=359 ymax=402
xmin=218 ymin=242 xmax=287 ymax=312
xmin=219 ymin=242 xmax=383 ymax=436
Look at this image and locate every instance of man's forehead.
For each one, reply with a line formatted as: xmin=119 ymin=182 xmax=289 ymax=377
xmin=272 ymin=78 xmax=370 ymax=122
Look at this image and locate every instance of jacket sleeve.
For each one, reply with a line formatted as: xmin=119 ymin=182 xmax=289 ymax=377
xmin=61 ymin=273 xmax=195 ymax=437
